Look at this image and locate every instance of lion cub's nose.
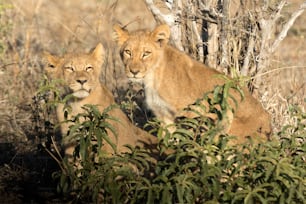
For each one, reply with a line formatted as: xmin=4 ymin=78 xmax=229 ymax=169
xmin=77 ymin=79 xmax=87 ymax=85
xmin=130 ymin=69 xmax=139 ymax=76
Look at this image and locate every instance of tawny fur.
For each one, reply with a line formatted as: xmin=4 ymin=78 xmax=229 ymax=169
xmin=114 ymin=24 xmax=272 ymax=144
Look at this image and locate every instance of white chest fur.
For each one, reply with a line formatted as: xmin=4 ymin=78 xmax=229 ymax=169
xmin=144 ymin=71 xmax=175 ymax=122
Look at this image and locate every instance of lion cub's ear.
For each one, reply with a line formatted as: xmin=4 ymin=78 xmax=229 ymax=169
xmin=151 ymin=24 xmax=170 ymax=47
xmin=43 ymin=52 xmax=62 ymax=77
xmin=43 ymin=52 xmax=60 ymax=68
xmin=113 ymin=24 xmax=129 ymax=46
xmin=90 ymin=43 xmax=106 ymax=64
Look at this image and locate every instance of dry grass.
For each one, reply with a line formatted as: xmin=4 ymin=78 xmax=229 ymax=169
xmin=262 ymin=0 xmax=306 ymax=132
xmin=0 ymin=0 xmax=305 ymax=201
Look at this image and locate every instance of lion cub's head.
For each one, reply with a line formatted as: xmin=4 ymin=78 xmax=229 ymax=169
xmin=44 ymin=43 xmax=105 ymax=98
xmin=113 ymin=24 xmax=171 ymax=81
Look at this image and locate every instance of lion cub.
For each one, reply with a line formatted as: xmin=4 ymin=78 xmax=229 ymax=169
xmin=44 ymin=43 xmax=158 ymax=156
xmin=113 ymin=24 xmax=272 ymax=144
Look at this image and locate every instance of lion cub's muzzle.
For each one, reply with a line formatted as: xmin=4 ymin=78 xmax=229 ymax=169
xmin=126 ymin=64 xmax=146 ymax=79
xmin=71 ymin=78 xmax=91 ymax=98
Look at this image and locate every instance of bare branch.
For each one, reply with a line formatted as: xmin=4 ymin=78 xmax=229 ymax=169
xmin=271 ymin=1 xmax=306 ymax=53
xmin=220 ymin=0 xmax=230 ymax=72
xmin=190 ymin=2 xmax=204 ymax=62
xmin=241 ymin=35 xmax=255 ymax=76
xmin=271 ymin=0 xmax=287 ymax=25
xmin=144 ymin=0 xmax=184 ymax=50
xmin=144 ymin=0 xmax=175 ymax=25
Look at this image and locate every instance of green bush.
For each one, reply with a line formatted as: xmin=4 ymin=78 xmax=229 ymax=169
xmin=41 ymin=79 xmax=305 ymax=203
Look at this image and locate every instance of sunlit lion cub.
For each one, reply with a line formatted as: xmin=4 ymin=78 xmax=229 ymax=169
xmin=113 ymin=24 xmax=272 ymax=144
xmin=44 ymin=43 xmax=158 ymax=156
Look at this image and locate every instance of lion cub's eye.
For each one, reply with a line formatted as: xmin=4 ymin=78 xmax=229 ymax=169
xmin=86 ymin=66 xmax=93 ymax=72
xmin=142 ymin=51 xmax=151 ymax=58
xmin=64 ymin=66 xmax=74 ymax=72
xmin=48 ymin=63 xmax=55 ymax=69
xmin=124 ymin=49 xmax=132 ymax=57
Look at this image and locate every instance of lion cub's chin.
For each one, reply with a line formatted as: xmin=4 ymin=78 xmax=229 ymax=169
xmin=128 ymin=77 xmax=144 ymax=84
xmin=72 ymin=90 xmax=90 ymax=98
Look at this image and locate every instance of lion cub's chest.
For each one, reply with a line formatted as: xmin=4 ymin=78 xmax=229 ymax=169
xmin=144 ymin=73 xmax=175 ymax=120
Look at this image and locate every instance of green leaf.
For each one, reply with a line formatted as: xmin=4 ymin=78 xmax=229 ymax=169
xmin=97 ymin=127 xmax=117 ymax=153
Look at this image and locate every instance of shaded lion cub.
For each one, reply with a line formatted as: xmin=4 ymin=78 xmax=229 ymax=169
xmin=44 ymin=43 xmax=158 ymax=156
